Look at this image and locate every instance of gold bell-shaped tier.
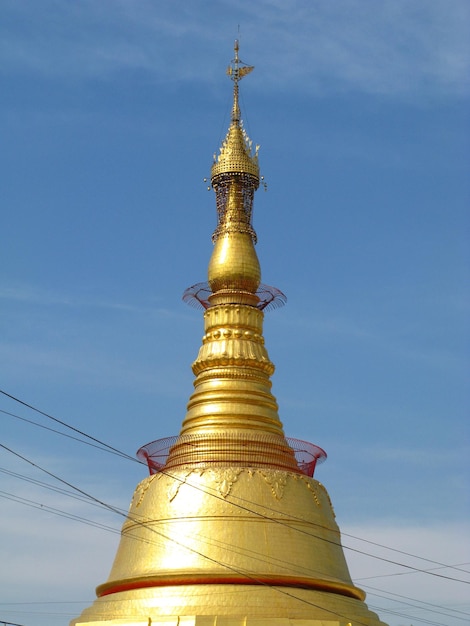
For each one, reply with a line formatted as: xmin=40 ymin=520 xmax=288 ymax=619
xmin=71 ymin=41 xmax=388 ymax=626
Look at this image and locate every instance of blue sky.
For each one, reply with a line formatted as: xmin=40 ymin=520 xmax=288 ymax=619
xmin=1 ymin=2 xmax=469 ymax=625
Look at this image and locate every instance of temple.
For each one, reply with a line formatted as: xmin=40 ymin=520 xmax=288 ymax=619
xmin=71 ymin=42 xmax=388 ymax=626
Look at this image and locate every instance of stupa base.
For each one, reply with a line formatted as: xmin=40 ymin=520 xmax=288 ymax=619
xmin=71 ymin=584 xmax=388 ymax=626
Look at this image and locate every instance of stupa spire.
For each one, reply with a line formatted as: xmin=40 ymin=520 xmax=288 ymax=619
xmin=71 ymin=42 xmax=389 ymax=626
xmin=208 ymin=39 xmax=261 ymax=307
xmin=173 ymin=41 xmax=298 ymax=469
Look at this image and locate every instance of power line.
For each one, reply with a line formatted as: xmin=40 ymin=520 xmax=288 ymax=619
xmin=4 ymin=445 xmax=470 ymax=626
xmin=3 ymin=392 xmax=469 ymax=625
xmin=367 ymin=591 xmax=469 ymax=623
xmin=3 ymin=388 xmax=468 ymax=578
xmin=4 ymin=468 xmax=468 ymax=626
xmin=0 ymin=467 xmax=126 ymax=511
xmin=185 ymin=471 xmax=470 ymax=579
xmin=4 ymin=485 xmax=467 ymax=626
xmin=367 ymin=602 xmax=447 ymax=626
xmin=0 ymin=389 xmax=137 ymax=464
xmin=357 ymin=562 xmax=470 ymax=581
xmin=0 ymin=443 xmax=377 ymax=626
xmin=0 ymin=491 xmax=122 ymax=534
xmin=362 ymin=584 xmax=470 ymax=620
xmin=4 ymin=430 xmax=468 ymax=585
xmin=0 ymin=408 xmax=136 ymax=460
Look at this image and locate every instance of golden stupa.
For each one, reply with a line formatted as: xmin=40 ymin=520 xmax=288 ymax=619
xmin=71 ymin=42 xmax=388 ymax=626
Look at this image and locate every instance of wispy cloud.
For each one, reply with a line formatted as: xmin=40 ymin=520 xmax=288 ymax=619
xmin=342 ymin=521 xmax=470 ymax=626
xmin=0 ymin=283 xmax=195 ymax=319
xmin=275 ymin=308 xmax=467 ymax=378
xmin=0 ymin=481 xmax=118 ymax=603
xmin=0 ymin=0 xmax=468 ymax=96
xmin=330 ymin=440 xmax=469 ymax=470
xmin=0 ymin=284 xmax=197 ymax=396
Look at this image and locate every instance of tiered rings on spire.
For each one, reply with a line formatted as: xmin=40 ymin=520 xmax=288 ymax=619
xmin=175 ymin=41 xmax=293 ymax=458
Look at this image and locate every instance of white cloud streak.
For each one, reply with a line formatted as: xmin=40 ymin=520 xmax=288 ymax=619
xmin=0 ymin=0 xmax=468 ymax=96
xmin=0 ymin=284 xmax=197 ymax=397
xmin=344 ymin=522 xmax=470 ymax=623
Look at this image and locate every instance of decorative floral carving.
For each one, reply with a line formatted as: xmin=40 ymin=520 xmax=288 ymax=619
xmin=299 ymin=476 xmax=321 ymax=506
xmin=167 ymin=470 xmax=195 ymax=502
xmin=137 ymin=467 xmax=326 ymax=511
xmin=316 ymin=480 xmax=335 ymax=516
xmin=259 ymin=469 xmax=288 ymax=499
xmin=133 ymin=474 xmax=158 ymax=508
xmin=167 ymin=477 xmax=181 ymax=503
xmin=208 ymin=467 xmax=243 ymax=498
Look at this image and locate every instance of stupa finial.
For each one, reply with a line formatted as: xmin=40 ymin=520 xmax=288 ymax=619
xmin=226 ymin=39 xmax=254 ymax=123
xmin=206 ymin=40 xmax=261 ymax=305
xmin=211 ymin=41 xmax=259 ymax=183
xmin=183 ymin=41 xmax=286 ymax=312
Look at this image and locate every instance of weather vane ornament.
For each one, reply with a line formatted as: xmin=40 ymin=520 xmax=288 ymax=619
xmin=226 ymin=39 xmax=254 ymax=82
